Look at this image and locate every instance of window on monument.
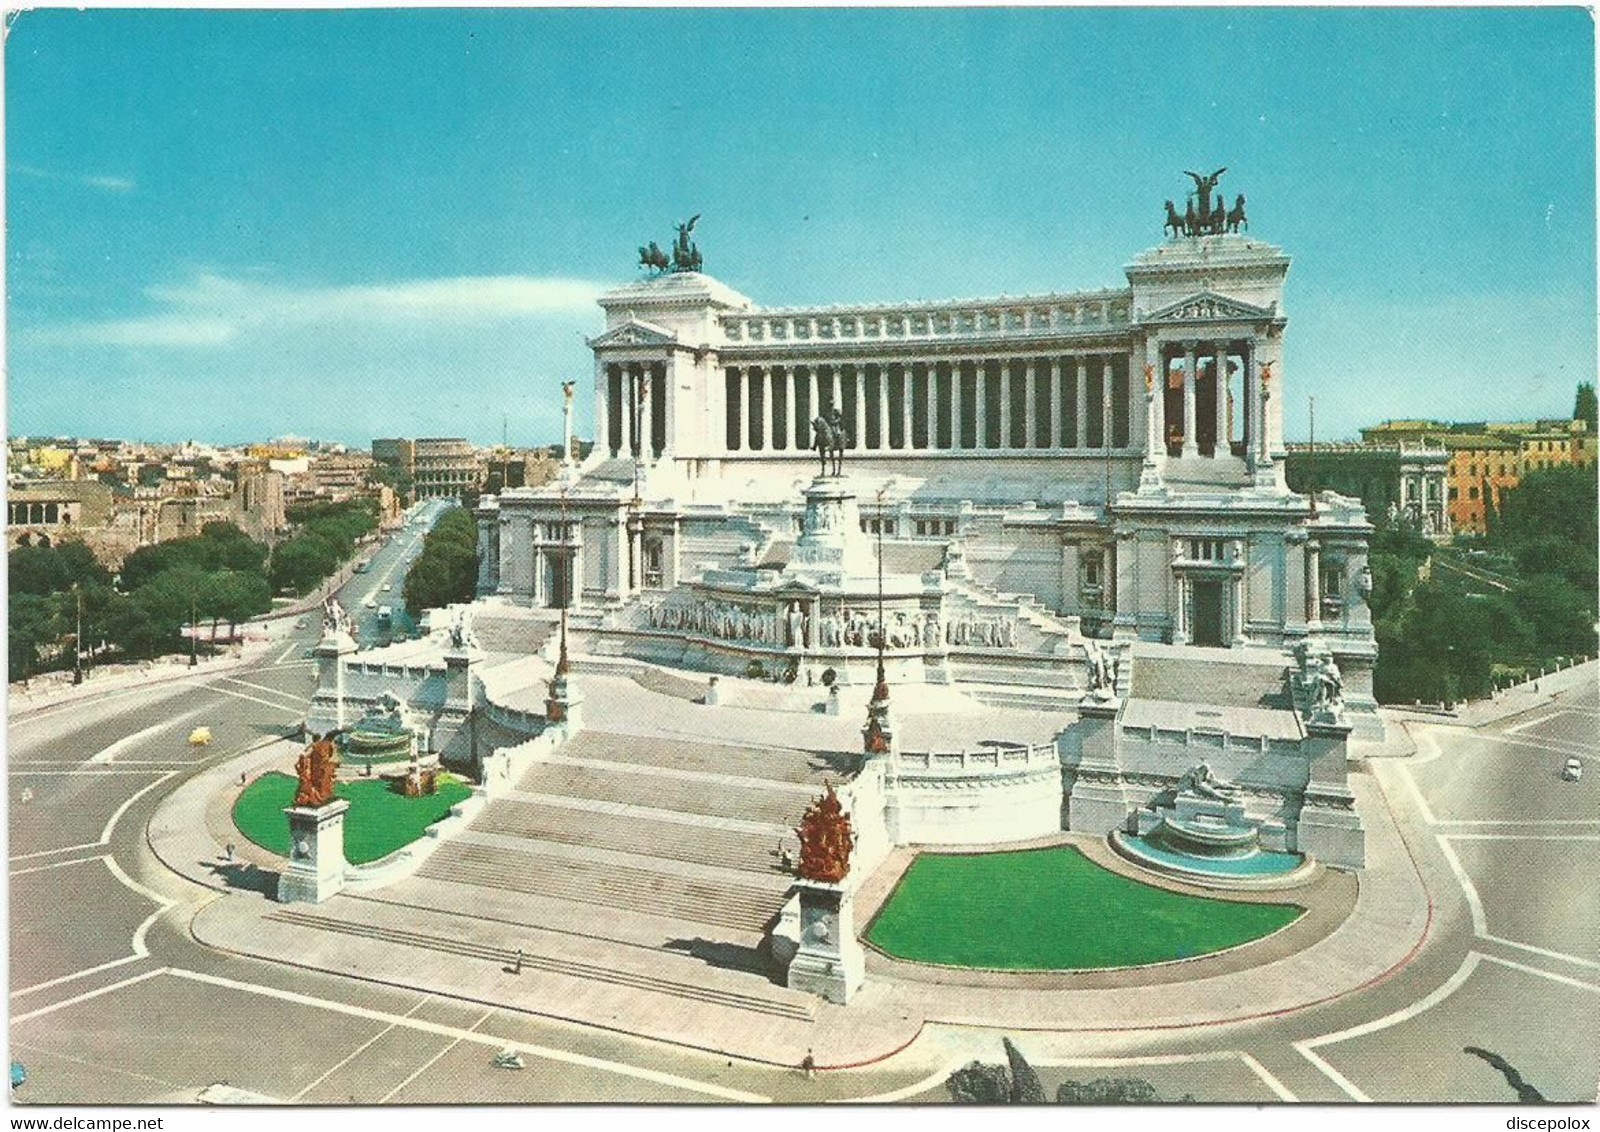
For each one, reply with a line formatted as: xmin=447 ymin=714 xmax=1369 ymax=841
xmin=1008 ymin=361 xmax=1027 ymax=448
xmin=1468 ymin=486 xmax=1479 ymax=500
xmin=1111 ymin=358 xmax=1131 ymax=448
xmin=643 ymin=540 xmax=663 ymax=588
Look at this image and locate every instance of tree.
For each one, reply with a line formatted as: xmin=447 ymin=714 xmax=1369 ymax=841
xmin=9 ymin=593 xmax=65 ymax=681
xmin=10 ymin=542 xmax=111 ymax=597
xmin=403 ymin=509 xmax=480 ymax=614
xmin=1575 ymin=381 xmax=1598 ymax=430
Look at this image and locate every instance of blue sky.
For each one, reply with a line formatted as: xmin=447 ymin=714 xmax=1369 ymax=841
xmin=7 ymin=7 xmax=1595 ymax=446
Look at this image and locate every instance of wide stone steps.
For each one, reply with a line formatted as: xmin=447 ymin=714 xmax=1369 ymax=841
xmin=519 ymin=760 xmax=808 ymax=827
xmin=472 ymin=797 xmax=785 ymax=877
xmin=266 ymin=908 xmax=813 ymax=1022
xmin=471 ymin=614 xmax=555 ymax=656
xmin=559 ymin=730 xmax=842 ymax=786
xmin=419 ymin=840 xmax=787 ymax=934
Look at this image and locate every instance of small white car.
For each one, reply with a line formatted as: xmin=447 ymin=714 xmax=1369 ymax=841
xmin=364 ymin=597 xmax=378 ymax=609
xmin=1562 ymin=758 xmax=1582 ymax=782
xmin=382 ymin=583 xmax=393 ymax=592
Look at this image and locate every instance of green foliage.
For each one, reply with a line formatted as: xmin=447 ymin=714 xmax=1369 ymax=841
xmin=9 ymin=592 xmax=66 ymax=680
xmin=269 ymin=499 xmax=379 ymax=596
xmin=402 ymin=507 xmax=478 ymax=615
xmin=232 ymin=771 xmax=472 ymax=864
xmin=1575 ymin=381 xmax=1598 ymax=430
xmin=9 ymin=542 xmax=111 ymax=596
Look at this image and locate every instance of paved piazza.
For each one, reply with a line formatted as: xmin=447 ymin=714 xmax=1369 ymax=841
xmin=9 ymin=622 xmax=1598 ymax=1103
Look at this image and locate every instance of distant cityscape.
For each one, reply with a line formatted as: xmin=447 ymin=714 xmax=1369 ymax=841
xmin=6 ymin=433 xmax=586 ymax=572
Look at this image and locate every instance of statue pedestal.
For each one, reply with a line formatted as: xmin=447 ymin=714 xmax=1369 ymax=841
xmin=276 ymin=799 xmax=350 ymax=904
xmin=789 ymin=477 xmax=877 ymax=583
xmin=786 ymin=880 xmax=865 ymax=1005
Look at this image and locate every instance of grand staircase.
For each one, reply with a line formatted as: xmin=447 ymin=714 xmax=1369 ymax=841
xmin=320 ymin=725 xmax=839 ymax=1025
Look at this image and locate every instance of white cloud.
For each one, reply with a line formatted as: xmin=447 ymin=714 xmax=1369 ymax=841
xmin=26 ymin=271 xmax=608 ymax=349
xmin=13 ymin=164 xmax=137 ymax=193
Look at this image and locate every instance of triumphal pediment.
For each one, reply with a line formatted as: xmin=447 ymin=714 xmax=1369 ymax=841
xmin=1144 ymin=290 xmax=1276 ymax=326
xmin=587 ymin=319 xmax=679 ymax=349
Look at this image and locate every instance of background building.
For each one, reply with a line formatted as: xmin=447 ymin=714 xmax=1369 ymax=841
xmin=1284 ymin=443 xmax=1450 ymax=535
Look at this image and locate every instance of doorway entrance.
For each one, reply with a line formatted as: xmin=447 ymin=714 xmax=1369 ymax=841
xmin=1190 ymin=579 xmax=1225 ymax=648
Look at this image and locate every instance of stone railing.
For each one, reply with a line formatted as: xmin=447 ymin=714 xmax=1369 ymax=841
xmin=718 ymin=292 xmax=1131 ymax=346
xmin=1119 ymin=721 xmax=1301 ymax=757
xmin=892 ymin=741 xmax=1058 ymax=776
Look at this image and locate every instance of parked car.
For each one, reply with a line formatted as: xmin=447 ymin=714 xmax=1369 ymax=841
xmin=1562 ymin=758 xmax=1583 ymax=782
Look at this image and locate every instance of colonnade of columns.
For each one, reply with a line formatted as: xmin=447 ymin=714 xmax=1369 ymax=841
xmin=722 ymin=355 xmax=1135 ymax=454
xmin=603 ymin=363 xmax=667 ymax=460
xmin=1153 ymin=339 xmax=1259 ymax=461
xmin=8 ymin=502 xmax=65 ymax=526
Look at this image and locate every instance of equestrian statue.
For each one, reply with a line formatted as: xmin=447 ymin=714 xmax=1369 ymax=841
xmin=811 ymin=408 xmax=853 ymax=477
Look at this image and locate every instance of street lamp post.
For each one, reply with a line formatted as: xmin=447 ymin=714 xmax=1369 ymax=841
xmin=72 ymin=585 xmax=84 ymax=686
xmin=189 ymin=593 xmax=199 ymax=668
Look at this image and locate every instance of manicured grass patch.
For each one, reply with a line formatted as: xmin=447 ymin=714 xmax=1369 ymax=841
xmin=866 ymin=846 xmax=1303 ymax=970
xmin=233 ymin=772 xmax=472 ymax=865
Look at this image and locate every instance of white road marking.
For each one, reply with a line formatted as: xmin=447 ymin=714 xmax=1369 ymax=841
xmin=274 ymin=640 xmax=302 ymax=665
xmin=1433 ymin=819 xmax=1600 ymax=826
xmin=8 ymin=768 xmax=182 ymax=776
xmin=165 ymin=968 xmax=771 ymax=1103
xmin=378 ymin=1008 xmax=493 ymax=1104
xmin=1032 ymin=1050 xmax=1298 ymax=1103
xmin=1479 ymin=951 xmax=1600 ymax=993
xmin=1505 ymin=707 xmax=1600 ymax=736
xmin=1294 ymin=952 xmax=1485 ymax=1103
xmin=219 ymin=675 xmax=309 ymax=704
xmin=11 ymin=967 xmax=171 ymax=1025
xmin=11 ymin=855 xmax=107 ymax=877
xmin=100 ymin=772 xmax=178 ymax=843
xmin=295 ymin=993 xmax=435 ymax=1101
xmin=202 ymin=683 xmax=309 ymax=714
xmin=1436 ymin=834 xmax=1600 ymax=971
xmin=1394 ymin=763 xmax=1438 ymax=826
xmin=9 ymin=841 xmax=103 ymax=862
xmin=86 ymin=704 xmax=214 ymax=765
xmin=1444 ymin=833 xmax=1600 ymax=841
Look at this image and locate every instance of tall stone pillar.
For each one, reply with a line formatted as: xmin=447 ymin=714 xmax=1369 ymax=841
xmin=593 ymin=365 xmax=609 ymax=458
xmin=950 ymin=361 xmax=963 ymax=448
xmin=756 ymin=367 xmax=770 ymax=452
xmin=998 ymin=361 xmax=1012 ymax=449
xmin=659 ymin=360 xmax=675 ymax=459
xmin=1173 ymin=570 xmax=1191 ymax=645
xmin=853 ymin=366 xmax=867 ymax=450
xmin=807 ymin=366 xmax=820 ymax=435
xmin=1075 ymin=356 xmax=1088 ymax=448
xmin=1306 ymin=539 xmax=1323 ymax=630
xmin=1231 ymin=569 xmax=1247 ymax=647
xmin=898 ymin=364 xmax=912 ymax=450
xmin=831 ymin=365 xmax=843 ymax=422
xmin=1213 ymin=343 xmax=1229 ymax=457
xmin=923 ymin=362 xmax=937 ymax=450
xmin=1050 ymin=357 xmax=1063 ymax=449
xmin=618 ymin=369 xmax=633 ymax=458
xmin=975 ymin=361 xmax=990 ymax=449
xmin=781 ymin=366 xmax=795 ymax=451
xmin=532 ymin=544 xmax=547 ymax=607
xmin=1182 ymin=343 xmax=1199 ymax=457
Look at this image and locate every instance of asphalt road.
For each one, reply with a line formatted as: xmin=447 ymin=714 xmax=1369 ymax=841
xmin=8 ymin=609 xmax=1598 ymax=1104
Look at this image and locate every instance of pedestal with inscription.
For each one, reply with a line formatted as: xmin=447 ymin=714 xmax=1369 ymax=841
xmin=276 ymin=799 xmax=350 ymax=904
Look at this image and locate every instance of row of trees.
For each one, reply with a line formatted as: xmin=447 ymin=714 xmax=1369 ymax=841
xmin=10 ymin=499 xmax=382 ymax=682
xmin=402 ymin=507 xmax=479 ymax=615
xmin=269 ymin=499 xmax=380 ymax=595
xmin=1371 ymin=465 xmax=1598 ymax=704
xmin=9 ymin=523 xmax=274 ymax=681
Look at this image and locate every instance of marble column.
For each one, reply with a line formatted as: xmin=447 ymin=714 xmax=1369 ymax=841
xmin=923 ymin=362 xmax=937 ymax=450
xmin=1182 ymin=344 xmax=1199 ymax=457
xmin=832 ymin=365 xmax=843 ymax=421
xmin=1306 ymin=540 xmax=1323 ymax=629
xmin=1075 ymin=357 xmax=1088 ymax=448
xmin=1231 ymin=573 xmax=1246 ymax=646
xmin=1213 ymin=343 xmax=1229 ymax=458
xmin=757 ymin=366 xmax=771 ymax=452
xmin=1050 ymin=358 xmax=1063 ymax=449
xmin=1174 ymin=573 xmax=1190 ymax=645
xmin=899 ymin=364 xmax=913 ymax=450
xmin=783 ymin=366 xmax=795 ymax=451
xmin=639 ymin=365 xmax=654 ymax=461
xmin=998 ymin=360 xmax=1012 ymax=449
xmin=854 ymin=365 xmax=867 ymax=450
xmin=950 ymin=361 xmax=963 ymax=449
xmin=808 ymin=366 xmax=820 ymax=434
xmin=975 ymin=362 xmax=990 ymax=449
xmin=659 ymin=361 xmax=674 ymax=460
xmin=618 ymin=369 xmax=633 ymax=457
xmin=594 ymin=369 xmax=610 ymax=457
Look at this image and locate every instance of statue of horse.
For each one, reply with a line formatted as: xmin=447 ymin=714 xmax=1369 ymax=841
xmin=1226 ymin=194 xmax=1248 ymax=233
xmin=1163 ymin=200 xmax=1184 ymax=239
xmin=811 ymin=410 xmax=852 ymax=476
xmin=1183 ymin=198 xmax=1198 ymax=237
xmin=638 ymin=242 xmax=669 ymax=273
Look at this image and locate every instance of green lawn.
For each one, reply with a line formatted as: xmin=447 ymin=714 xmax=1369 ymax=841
xmin=865 ymin=846 xmax=1304 ymax=970
xmin=233 ymin=772 xmax=473 ymax=866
